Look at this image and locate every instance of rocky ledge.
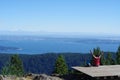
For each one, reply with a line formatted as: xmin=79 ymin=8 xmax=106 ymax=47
xmin=0 ymin=74 xmax=64 ymax=80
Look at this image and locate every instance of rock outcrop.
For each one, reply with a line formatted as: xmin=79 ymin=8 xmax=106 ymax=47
xmin=0 ymin=75 xmax=4 ymax=80
xmin=33 ymin=74 xmax=63 ymax=80
xmin=1 ymin=74 xmax=64 ymax=80
xmin=24 ymin=73 xmax=63 ymax=80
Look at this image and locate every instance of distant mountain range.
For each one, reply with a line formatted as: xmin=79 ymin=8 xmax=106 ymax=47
xmin=0 ymin=30 xmax=120 ymax=39
xmin=0 ymin=35 xmax=120 ymax=41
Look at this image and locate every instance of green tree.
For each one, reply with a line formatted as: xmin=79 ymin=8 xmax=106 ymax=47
xmin=106 ymin=52 xmax=113 ymax=65
xmin=100 ymin=55 xmax=106 ymax=65
xmin=1 ymin=54 xmax=24 ymax=76
xmin=93 ymin=47 xmax=101 ymax=56
xmin=1 ymin=63 xmax=10 ymax=76
xmin=116 ymin=46 xmax=120 ymax=64
xmin=54 ymin=55 xmax=68 ymax=75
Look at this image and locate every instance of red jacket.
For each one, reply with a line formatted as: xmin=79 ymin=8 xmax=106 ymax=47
xmin=94 ymin=57 xmax=100 ymax=66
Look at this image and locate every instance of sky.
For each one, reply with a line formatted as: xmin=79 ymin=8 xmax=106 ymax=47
xmin=0 ymin=0 xmax=120 ymax=36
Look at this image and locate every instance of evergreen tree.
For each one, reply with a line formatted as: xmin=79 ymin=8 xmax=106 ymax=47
xmin=106 ymin=52 xmax=113 ymax=65
xmin=93 ymin=47 xmax=101 ymax=56
xmin=1 ymin=54 xmax=24 ymax=76
xmin=100 ymin=55 xmax=106 ymax=65
xmin=116 ymin=46 xmax=120 ymax=64
xmin=54 ymin=55 xmax=68 ymax=75
xmin=1 ymin=63 xmax=10 ymax=76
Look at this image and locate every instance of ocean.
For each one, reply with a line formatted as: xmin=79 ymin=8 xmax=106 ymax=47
xmin=0 ymin=36 xmax=119 ymax=54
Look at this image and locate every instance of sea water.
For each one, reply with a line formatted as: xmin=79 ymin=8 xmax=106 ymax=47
xmin=0 ymin=36 xmax=119 ymax=54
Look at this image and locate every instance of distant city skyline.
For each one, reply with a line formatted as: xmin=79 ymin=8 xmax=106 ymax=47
xmin=0 ymin=0 xmax=120 ymax=36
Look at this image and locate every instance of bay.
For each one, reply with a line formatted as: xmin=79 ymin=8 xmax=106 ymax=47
xmin=0 ymin=36 xmax=119 ymax=54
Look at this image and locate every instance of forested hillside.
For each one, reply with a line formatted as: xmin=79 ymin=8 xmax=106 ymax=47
xmin=0 ymin=52 xmax=115 ymax=74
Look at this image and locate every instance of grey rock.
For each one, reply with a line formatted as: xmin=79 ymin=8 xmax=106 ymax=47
xmin=33 ymin=74 xmax=63 ymax=80
xmin=0 ymin=75 xmax=4 ymax=80
xmin=25 ymin=73 xmax=39 ymax=79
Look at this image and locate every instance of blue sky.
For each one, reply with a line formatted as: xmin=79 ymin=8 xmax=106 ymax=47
xmin=0 ymin=0 xmax=120 ymax=36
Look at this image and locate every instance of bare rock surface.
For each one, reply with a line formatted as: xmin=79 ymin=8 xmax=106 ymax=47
xmin=1 ymin=74 xmax=64 ymax=80
xmin=33 ymin=74 xmax=63 ymax=80
xmin=0 ymin=75 xmax=4 ymax=80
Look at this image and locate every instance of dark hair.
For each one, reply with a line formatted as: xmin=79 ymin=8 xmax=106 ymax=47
xmin=96 ymin=54 xmax=99 ymax=57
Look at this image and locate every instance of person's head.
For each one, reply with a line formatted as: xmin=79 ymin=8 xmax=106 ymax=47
xmin=95 ymin=54 xmax=100 ymax=57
